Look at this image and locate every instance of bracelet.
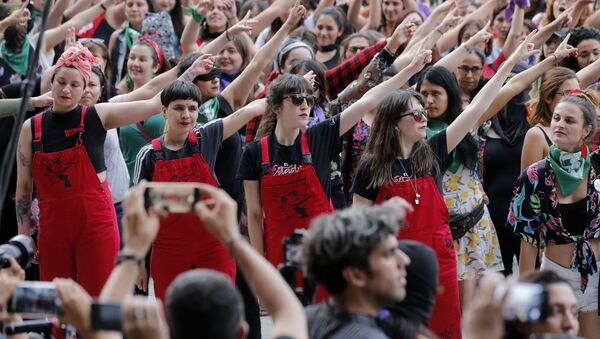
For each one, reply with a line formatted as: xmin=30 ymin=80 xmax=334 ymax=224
xmin=115 ymin=252 xmax=143 ymax=267
xmin=550 ymin=53 xmax=558 ymax=66
xmin=461 ymin=44 xmax=473 ymax=53
xmin=186 ymin=6 xmax=205 ymax=24
xmin=100 ymin=3 xmax=107 ymax=11
xmin=435 ymin=28 xmax=444 ymax=36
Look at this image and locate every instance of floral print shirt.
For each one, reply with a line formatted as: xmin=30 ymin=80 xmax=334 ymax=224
xmin=507 ymin=157 xmax=600 ymax=291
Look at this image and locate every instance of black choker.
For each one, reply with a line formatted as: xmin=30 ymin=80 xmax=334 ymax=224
xmin=319 ymin=44 xmax=338 ymax=52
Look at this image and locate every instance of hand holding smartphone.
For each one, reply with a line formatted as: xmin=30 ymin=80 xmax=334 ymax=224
xmin=144 ymin=182 xmax=202 ymax=214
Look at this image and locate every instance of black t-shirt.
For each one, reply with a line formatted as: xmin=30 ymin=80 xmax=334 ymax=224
xmin=237 ymin=115 xmax=342 ymax=198
xmin=214 ymin=95 xmax=244 ymax=203
xmin=30 ymin=105 xmax=107 ymax=173
xmin=351 ymin=130 xmax=451 ymax=201
xmin=305 ymin=301 xmax=389 ymax=339
xmin=133 ymin=120 xmax=223 ymax=183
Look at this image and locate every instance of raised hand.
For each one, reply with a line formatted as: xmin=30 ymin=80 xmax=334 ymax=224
xmin=65 ymin=27 xmax=77 ymax=50
xmin=508 ymin=30 xmax=541 ymax=63
xmin=438 ymin=10 xmax=462 ymax=33
xmin=408 ymin=43 xmax=433 ymax=72
xmin=221 ymin=0 xmax=237 ymax=22
xmin=193 ymin=183 xmax=241 ymax=245
xmin=302 ymin=70 xmax=317 ymax=88
xmin=283 ymin=0 xmax=306 ymax=31
xmin=5 ymin=3 xmax=31 ymax=27
xmin=552 ymin=33 xmax=578 ymax=61
xmin=464 ymin=22 xmax=493 ymax=49
xmin=227 ymin=11 xmax=257 ymax=37
xmin=550 ymin=9 xmax=572 ymax=30
xmin=184 ymin=54 xmax=216 ymax=81
xmin=389 ymin=18 xmax=416 ymax=51
xmin=196 ymin=0 xmax=214 ymax=16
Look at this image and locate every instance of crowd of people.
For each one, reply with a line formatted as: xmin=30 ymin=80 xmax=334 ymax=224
xmin=0 ymin=0 xmax=598 ymax=336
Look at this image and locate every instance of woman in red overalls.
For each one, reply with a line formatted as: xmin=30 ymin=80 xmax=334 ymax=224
xmin=15 ymin=45 xmax=212 ymax=296
xmin=133 ymin=80 xmax=267 ymax=300
xmin=238 ymin=47 xmax=430 ymax=268
xmin=350 ymin=40 xmax=537 ymax=339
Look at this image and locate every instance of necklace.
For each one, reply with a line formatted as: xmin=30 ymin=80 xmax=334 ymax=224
xmin=398 ymin=160 xmax=420 ymax=205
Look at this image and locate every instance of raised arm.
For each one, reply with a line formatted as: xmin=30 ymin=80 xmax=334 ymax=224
xmin=40 ymin=0 xmax=114 ymax=55
xmin=221 ymin=2 xmax=307 ymax=111
xmin=477 ymin=33 xmax=577 ymax=126
xmin=339 ymin=46 xmax=432 ymax=135
xmin=435 ymin=23 xmax=492 ymax=73
xmin=0 ymin=4 xmax=31 ymax=39
xmin=199 ymin=12 xmax=255 ymax=56
xmin=409 ymin=0 xmax=456 ymax=46
xmin=181 ymin=0 xmax=212 ymax=56
xmin=248 ymin=0 xmax=296 ymax=39
xmin=362 ymin=0 xmax=382 ymax=32
xmin=47 ymin=0 xmax=71 ymax=29
xmin=500 ymin=6 xmax=525 ymax=60
xmin=347 ymin=0 xmax=367 ymax=31
xmin=530 ymin=10 xmax=571 ymax=50
xmin=221 ymin=99 xmax=267 ymax=140
xmin=194 ymin=184 xmax=307 ymax=339
xmin=446 ymin=33 xmax=540 ymax=152
xmin=578 ymin=49 xmax=600 ymax=87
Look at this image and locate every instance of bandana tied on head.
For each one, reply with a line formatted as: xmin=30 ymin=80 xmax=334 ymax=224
xmin=55 ymin=43 xmax=97 ymax=84
xmin=547 ymin=144 xmax=591 ymax=196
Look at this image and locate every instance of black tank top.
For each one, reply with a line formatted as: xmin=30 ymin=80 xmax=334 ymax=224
xmin=559 ymin=199 xmax=587 ymax=236
xmin=30 ymin=105 xmax=107 ymax=173
xmin=536 ymin=126 xmax=552 ymax=146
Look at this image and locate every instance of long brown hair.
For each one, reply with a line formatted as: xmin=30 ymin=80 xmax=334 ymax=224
xmin=255 ymin=74 xmax=313 ymax=139
xmin=362 ymin=90 xmax=439 ymax=188
xmin=528 ymin=67 xmax=577 ymax=126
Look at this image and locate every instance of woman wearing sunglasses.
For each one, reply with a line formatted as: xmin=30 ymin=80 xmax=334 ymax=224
xmin=238 ymin=47 xmax=431 ymax=269
xmin=351 ymin=37 xmax=538 ymax=339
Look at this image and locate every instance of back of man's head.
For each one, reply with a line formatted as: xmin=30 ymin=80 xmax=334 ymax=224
xmin=301 ymin=203 xmax=405 ymax=295
xmin=166 ymin=269 xmax=245 ymax=339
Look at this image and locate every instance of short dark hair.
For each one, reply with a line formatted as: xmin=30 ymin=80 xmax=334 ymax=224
xmin=301 ymin=204 xmax=404 ymax=295
xmin=166 ymin=270 xmax=244 ymax=339
xmin=160 ymin=80 xmax=203 ymax=107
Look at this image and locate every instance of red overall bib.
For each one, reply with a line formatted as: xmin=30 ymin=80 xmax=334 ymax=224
xmin=150 ymin=131 xmax=236 ymax=300
xmin=375 ymin=175 xmax=461 ymax=339
xmin=260 ymin=131 xmax=333 ymax=267
xmin=31 ymin=107 xmax=119 ymax=297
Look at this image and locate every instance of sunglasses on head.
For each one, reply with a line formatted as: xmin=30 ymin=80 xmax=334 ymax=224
xmin=400 ymin=108 xmax=429 ymax=121
xmin=283 ymin=94 xmax=316 ymax=106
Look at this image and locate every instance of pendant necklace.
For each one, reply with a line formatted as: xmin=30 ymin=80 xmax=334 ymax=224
xmin=399 ymin=160 xmax=420 ymax=205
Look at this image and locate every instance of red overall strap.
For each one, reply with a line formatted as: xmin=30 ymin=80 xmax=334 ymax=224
xmin=300 ymin=129 xmax=312 ymax=164
xmin=260 ymin=136 xmax=271 ymax=175
xmin=64 ymin=106 xmax=88 ymax=138
xmin=136 ymin=121 xmax=153 ymax=143
xmin=33 ymin=113 xmax=43 ymax=144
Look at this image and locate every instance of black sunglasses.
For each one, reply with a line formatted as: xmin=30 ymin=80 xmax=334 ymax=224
xmin=283 ymin=94 xmax=316 ymax=107
xmin=400 ymin=108 xmax=429 ymax=121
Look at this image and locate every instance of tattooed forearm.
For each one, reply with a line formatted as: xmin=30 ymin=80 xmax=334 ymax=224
xmin=16 ymin=196 xmax=31 ymax=227
xmin=17 ymin=143 xmax=31 ymax=167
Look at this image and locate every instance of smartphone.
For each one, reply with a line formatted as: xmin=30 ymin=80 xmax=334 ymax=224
xmin=144 ymin=182 xmax=202 ymax=213
xmin=502 ymin=282 xmax=546 ymax=323
xmin=6 ymin=281 xmax=62 ymax=317
xmin=91 ymin=302 xmax=122 ymax=331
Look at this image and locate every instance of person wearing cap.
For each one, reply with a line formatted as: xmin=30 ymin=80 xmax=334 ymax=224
xmin=14 ymin=45 xmax=211 ymax=296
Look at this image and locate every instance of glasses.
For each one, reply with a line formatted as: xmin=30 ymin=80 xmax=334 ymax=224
xmin=457 ymin=65 xmax=483 ymax=74
xmin=555 ymin=89 xmax=582 ymax=98
xmin=400 ymin=108 xmax=429 ymax=121
xmin=347 ymin=45 xmax=369 ymax=54
xmin=283 ymin=94 xmax=316 ymax=106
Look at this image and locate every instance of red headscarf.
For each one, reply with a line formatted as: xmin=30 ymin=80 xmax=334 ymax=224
xmin=55 ymin=44 xmax=97 ymax=84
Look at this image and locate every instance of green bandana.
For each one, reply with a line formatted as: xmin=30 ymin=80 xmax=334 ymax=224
xmin=198 ymin=97 xmax=220 ymax=124
xmin=124 ymin=24 xmax=141 ymax=49
xmin=426 ymin=119 xmax=462 ymax=173
xmin=547 ymin=145 xmax=591 ymax=196
xmin=0 ymin=35 xmax=30 ymax=75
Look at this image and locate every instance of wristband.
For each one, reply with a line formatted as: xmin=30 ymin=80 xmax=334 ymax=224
xmin=434 ymin=28 xmax=444 ymax=36
xmin=551 ymin=53 xmax=558 ymax=66
xmin=461 ymin=44 xmax=473 ymax=53
xmin=115 ymin=252 xmax=143 ymax=267
xmin=225 ymin=22 xmax=231 ymax=41
xmin=100 ymin=3 xmax=107 ymax=11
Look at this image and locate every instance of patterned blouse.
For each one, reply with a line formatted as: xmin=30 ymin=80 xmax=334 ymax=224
xmin=507 ymin=156 xmax=600 ymax=291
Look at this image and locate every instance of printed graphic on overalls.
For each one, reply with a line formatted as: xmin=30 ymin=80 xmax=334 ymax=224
xmin=275 ymin=185 xmax=311 ymax=219
xmin=42 ymin=158 xmax=76 ymax=188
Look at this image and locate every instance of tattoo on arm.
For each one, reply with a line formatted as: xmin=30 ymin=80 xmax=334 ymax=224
xmin=17 ymin=143 xmax=31 ymax=167
xmin=16 ymin=197 xmax=31 ymax=227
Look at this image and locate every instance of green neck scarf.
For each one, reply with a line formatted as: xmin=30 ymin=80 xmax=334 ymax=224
xmin=0 ymin=35 xmax=30 ymax=76
xmin=426 ymin=119 xmax=462 ymax=173
xmin=198 ymin=97 xmax=220 ymax=124
xmin=124 ymin=24 xmax=141 ymax=49
xmin=547 ymin=144 xmax=591 ymax=196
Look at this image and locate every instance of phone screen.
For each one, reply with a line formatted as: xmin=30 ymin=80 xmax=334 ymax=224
xmin=144 ymin=183 xmax=201 ymax=213
xmin=91 ymin=303 xmax=122 ymax=331
xmin=596 ymin=0 xmax=600 ymax=12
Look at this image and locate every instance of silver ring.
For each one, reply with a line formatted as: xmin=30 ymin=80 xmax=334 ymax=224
xmin=131 ymin=309 xmax=146 ymax=320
